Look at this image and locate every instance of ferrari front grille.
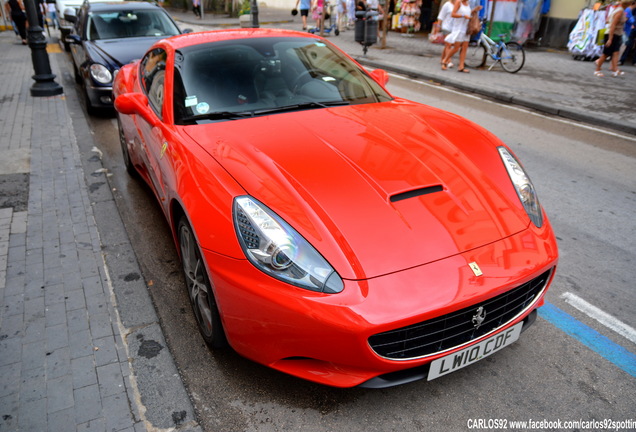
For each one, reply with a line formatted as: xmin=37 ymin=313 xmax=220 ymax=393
xmin=368 ymin=269 xmax=552 ymax=360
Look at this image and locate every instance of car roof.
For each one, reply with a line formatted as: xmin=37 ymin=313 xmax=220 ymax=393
xmin=155 ymin=28 xmax=322 ymax=51
xmin=85 ymin=1 xmax=162 ymax=12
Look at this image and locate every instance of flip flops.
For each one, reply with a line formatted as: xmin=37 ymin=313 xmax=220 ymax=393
xmin=593 ymin=70 xmax=604 ymax=77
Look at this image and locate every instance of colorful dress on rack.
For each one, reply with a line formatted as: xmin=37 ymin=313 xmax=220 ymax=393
xmin=399 ymin=0 xmax=421 ymax=32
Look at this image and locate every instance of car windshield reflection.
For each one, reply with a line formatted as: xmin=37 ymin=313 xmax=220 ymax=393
xmin=172 ymin=37 xmax=392 ymax=125
xmin=87 ymin=10 xmax=181 ymax=40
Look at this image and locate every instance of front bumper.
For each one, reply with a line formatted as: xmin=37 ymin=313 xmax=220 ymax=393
xmin=86 ymin=84 xmax=114 ymax=108
xmin=202 ymin=223 xmax=558 ymax=388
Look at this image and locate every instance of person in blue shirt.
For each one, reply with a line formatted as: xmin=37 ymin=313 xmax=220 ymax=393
xmin=296 ymin=0 xmax=312 ymax=29
xmin=619 ymin=1 xmax=636 ymax=65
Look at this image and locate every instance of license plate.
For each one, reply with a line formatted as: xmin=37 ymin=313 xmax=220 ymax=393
xmin=427 ymin=322 xmax=523 ymax=381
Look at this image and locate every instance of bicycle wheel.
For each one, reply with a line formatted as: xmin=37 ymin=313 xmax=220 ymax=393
xmin=464 ymin=42 xmax=487 ymax=69
xmin=499 ymin=42 xmax=525 ymax=73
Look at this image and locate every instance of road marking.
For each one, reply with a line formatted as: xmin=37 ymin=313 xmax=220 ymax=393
xmin=387 ymin=72 xmax=636 ymax=143
xmin=47 ymin=43 xmax=62 ymax=53
xmin=538 ymin=303 xmax=636 ymax=378
xmin=560 ymin=292 xmax=636 ymax=345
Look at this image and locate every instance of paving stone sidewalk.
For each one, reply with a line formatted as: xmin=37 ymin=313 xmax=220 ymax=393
xmin=0 ymin=30 xmax=200 ymax=432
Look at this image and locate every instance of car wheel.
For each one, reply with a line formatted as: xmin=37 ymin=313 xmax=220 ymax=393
xmin=178 ymin=216 xmax=227 ymax=349
xmin=117 ymin=117 xmax=136 ymax=176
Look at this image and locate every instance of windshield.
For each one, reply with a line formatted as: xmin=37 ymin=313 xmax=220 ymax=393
xmin=87 ymin=9 xmax=180 ymax=40
xmin=172 ymin=37 xmax=392 ymax=125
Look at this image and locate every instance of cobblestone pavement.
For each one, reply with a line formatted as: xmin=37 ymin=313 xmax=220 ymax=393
xmin=0 ymin=30 xmax=200 ymax=432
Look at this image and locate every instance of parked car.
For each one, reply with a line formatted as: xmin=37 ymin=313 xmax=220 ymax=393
xmin=66 ymin=1 xmax=185 ymax=113
xmin=113 ymin=29 xmax=559 ymax=388
xmin=56 ymin=0 xmax=125 ymax=51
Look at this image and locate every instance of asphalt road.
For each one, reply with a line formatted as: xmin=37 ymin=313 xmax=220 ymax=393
xmin=57 ymin=49 xmax=636 ymax=431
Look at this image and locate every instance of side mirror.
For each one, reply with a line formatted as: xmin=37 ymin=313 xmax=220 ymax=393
xmin=370 ymin=69 xmax=389 ymax=86
xmin=182 ymin=28 xmax=193 ymax=34
xmin=115 ymin=93 xmax=159 ymax=127
xmin=66 ymin=34 xmax=81 ymax=44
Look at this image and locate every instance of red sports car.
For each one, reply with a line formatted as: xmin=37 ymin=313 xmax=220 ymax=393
xmin=113 ymin=29 xmax=558 ymax=388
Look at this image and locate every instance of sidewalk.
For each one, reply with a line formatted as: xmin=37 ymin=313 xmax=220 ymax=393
xmin=170 ymin=6 xmax=636 ymax=135
xmin=0 ymin=31 xmax=200 ymax=431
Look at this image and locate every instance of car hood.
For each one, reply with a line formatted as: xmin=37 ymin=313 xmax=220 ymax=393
xmin=184 ymin=100 xmax=530 ymax=280
xmin=88 ymin=38 xmax=162 ymax=68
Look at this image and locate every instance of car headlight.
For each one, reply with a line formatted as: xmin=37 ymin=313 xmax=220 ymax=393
xmin=498 ymin=146 xmax=543 ymax=228
xmin=90 ymin=64 xmax=113 ymax=84
xmin=234 ymin=196 xmax=344 ymax=293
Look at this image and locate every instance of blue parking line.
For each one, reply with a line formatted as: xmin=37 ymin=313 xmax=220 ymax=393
xmin=538 ymin=302 xmax=636 ymax=378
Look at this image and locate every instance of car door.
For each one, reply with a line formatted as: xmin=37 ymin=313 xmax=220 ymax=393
xmin=135 ymin=48 xmax=172 ymax=207
xmin=69 ymin=4 xmax=89 ymax=79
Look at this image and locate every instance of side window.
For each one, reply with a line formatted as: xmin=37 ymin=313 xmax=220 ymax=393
xmin=140 ymin=48 xmax=167 ymax=116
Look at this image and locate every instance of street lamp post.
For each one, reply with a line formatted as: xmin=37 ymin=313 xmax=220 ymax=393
xmin=23 ymin=0 xmax=63 ymax=96
xmin=250 ymin=0 xmax=259 ymax=27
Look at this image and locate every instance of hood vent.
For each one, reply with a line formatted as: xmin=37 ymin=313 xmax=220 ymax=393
xmin=390 ymin=185 xmax=444 ymax=203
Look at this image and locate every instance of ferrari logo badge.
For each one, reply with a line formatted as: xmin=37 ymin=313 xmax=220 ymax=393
xmin=472 ymin=306 xmax=487 ymax=329
xmin=160 ymin=142 xmax=168 ymax=159
xmin=469 ymin=262 xmax=483 ymax=277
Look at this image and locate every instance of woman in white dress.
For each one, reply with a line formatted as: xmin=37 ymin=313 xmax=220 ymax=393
xmin=441 ymin=0 xmax=480 ymax=72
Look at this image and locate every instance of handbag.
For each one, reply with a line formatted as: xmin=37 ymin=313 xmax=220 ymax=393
xmin=466 ymin=13 xmax=481 ymax=36
xmin=596 ymin=28 xmax=606 ymax=45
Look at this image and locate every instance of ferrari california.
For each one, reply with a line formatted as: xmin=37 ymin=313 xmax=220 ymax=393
xmin=113 ymin=29 xmax=558 ymax=388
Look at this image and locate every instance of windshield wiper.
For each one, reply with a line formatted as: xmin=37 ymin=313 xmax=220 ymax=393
xmin=181 ymin=111 xmax=254 ymax=123
xmin=253 ymin=101 xmax=350 ymax=115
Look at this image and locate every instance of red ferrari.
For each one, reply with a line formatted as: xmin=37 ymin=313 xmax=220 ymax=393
xmin=113 ymin=29 xmax=558 ymax=388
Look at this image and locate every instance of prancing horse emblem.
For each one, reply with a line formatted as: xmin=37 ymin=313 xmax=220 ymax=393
xmin=472 ymin=306 xmax=487 ymax=329
xmin=469 ymin=262 xmax=483 ymax=277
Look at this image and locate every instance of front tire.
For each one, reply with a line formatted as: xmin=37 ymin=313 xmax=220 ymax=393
xmin=178 ymin=217 xmax=227 ymax=349
xmin=500 ymin=42 xmax=525 ymax=73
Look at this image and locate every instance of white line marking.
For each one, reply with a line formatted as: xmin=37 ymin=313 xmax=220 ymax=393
xmin=560 ymin=292 xmax=636 ymax=345
xmin=387 ymin=72 xmax=636 ymax=142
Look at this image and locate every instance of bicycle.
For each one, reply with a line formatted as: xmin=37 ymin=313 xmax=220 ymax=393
xmin=464 ymin=25 xmax=526 ymax=73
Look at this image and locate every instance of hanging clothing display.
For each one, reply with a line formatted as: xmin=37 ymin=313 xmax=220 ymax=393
xmin=485 ymin=0 xmax=518 ymax=40
xmin=397 ymin=0 xmax=421 ymax=33
xmin=568 ymin=8 xmax=608 ymax=59
xmin=513 ymin=0 xmax=543 ymax=44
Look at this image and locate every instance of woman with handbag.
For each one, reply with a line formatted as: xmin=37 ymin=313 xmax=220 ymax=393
xmin=441 ymin=0 xmax=481 ymax=72
xmin=594 ymin=0 xmax=631 ymax=77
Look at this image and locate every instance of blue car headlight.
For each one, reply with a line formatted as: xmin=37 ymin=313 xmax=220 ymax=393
xmin=233 ymin=196 xmax=344 ymax=293
xmin=498 ymin=146 xmax=543 ymax=228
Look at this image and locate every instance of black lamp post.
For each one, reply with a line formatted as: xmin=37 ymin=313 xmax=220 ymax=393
xmin=250 ymin=0 xmax=259 ymax=28
xmin=23 ymin=0 xmax=63 ymax=96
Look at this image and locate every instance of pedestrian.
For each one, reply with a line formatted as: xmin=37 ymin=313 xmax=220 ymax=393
xmin=311 ymin=0 xmax=324 ymax=30
xmin=192 ymin=0 xmax=201 ymax=18
xmin=46 ymin=0 xmax=58 ymax=29
xmin=437 ymin=0 xmax=457 ymax=68
xmin=4 ymin=0 xmax=27 ymax=44
xmin=594 ymin=0 xmax=630 ymax=77
xmin=295 ymin=0 xmax=311 ymax=30
xmin=441 ymin=0 xmax=481 ymax=72
xmin=619 ymin=1 xmax=636 ymax=65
